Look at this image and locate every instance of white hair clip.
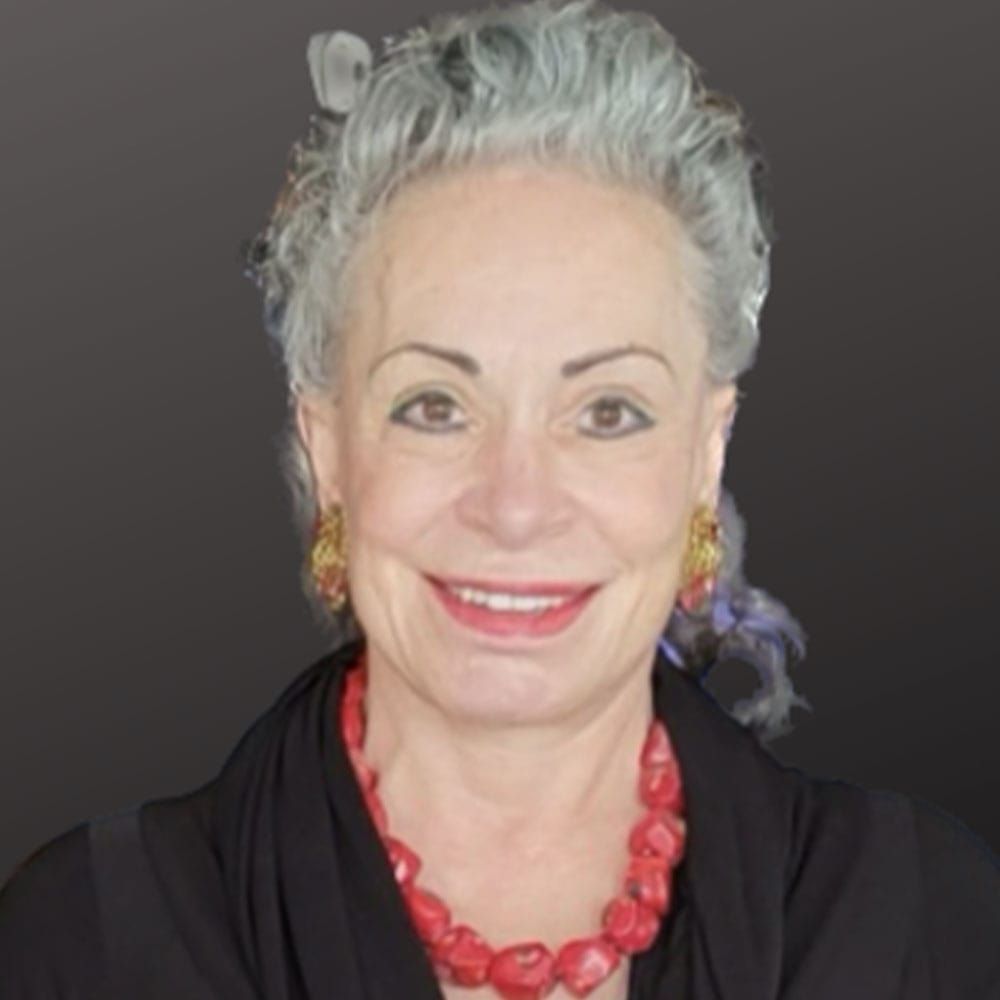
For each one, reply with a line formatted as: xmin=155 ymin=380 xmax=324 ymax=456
xmin=307 ymin=30 xmax=373 ymax=115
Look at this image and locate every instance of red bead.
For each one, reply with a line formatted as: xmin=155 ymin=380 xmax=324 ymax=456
xmin=639 ymin=720 xmax=672 ymax=769
xmin=488 ymin=943 xmax=557 ymax=1000
xmin=628 ymin=809 xmax=686 ymax=865
xmin=678 ymin=575 xmax=711 ymax=613
xmin=343 ymin=665 xmax=366 ymax=708
xmin=403 ymin=883 xmax=451 ymax=944
xmin=340 ymin=696 xmax=363 ymax=749
xmin=432 ymin=924 xmax=494 ymax=986
xmin=639 ymin=760 xmax=682 ymax=811
xmin=554 ymin=936 xmax=620 ymax=996
xmin=623 ymin=854 xmax=671 ymax=914
xmin=347 ymin=746 xmax=376 ymax=790
xmin=601 ymin=896 xmax=660 ymax=953
xmin=384 ymin=835 xmax=422 ymax=885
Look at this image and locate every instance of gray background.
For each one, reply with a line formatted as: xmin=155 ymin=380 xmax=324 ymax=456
xmin=2 ymin=0 xmax=998 ymax=880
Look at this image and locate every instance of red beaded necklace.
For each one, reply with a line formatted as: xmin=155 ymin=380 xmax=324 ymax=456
xmin=338 ymin=650 xmax=687 ymax=1000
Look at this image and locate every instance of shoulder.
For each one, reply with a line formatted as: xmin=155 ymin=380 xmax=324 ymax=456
xmin=0 ymin=820 xmax=106 ymax=997
xmin=781 ymin=771 xmax=1000 ymax=994
xmin=786 ymin=773 xmax=998 ymax=894
xmin=904 ymin=791 xmax=1000 ymax=992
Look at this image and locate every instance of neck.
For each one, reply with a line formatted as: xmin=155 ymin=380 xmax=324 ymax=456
xmin=358 ymin=644 xmax=657 ymax=857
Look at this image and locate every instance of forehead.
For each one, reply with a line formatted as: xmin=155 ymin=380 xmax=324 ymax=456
xmin=344 ymin=162 xmax=705 ymax=371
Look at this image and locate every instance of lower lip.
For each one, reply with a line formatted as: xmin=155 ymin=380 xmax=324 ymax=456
xmin=427 ymin=578 xmax=599 ymax=639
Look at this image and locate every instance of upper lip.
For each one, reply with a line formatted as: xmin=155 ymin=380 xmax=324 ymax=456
xmin=426 ymin=573 xmax=601 ymax=597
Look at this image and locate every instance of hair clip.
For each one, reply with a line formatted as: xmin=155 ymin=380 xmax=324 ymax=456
xmin=307 ymin=30 xmax=373 ymax=115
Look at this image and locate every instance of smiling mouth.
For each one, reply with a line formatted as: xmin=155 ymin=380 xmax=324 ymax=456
xmin=425 ymin=573 xmax=601 ymax=599
xmin=424 ymin=574 xmax=602 ymax=639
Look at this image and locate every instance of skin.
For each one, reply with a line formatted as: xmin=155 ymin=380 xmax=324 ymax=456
xmin=296 ymin=161 xmax=737 ymax=995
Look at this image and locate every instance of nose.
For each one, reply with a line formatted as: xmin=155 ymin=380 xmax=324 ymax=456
xmin=454 ymin=423 xmax=574 ymax=549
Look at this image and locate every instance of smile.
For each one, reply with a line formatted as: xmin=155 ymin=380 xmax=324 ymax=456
xmin=424 ymin=574 xmax=601 ymax=639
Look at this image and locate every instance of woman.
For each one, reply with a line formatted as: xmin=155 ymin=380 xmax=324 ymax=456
xmin=2 ymin=0 xmax=997 ymax=997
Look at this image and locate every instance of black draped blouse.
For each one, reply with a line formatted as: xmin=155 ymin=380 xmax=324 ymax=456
xmin=2 ymin=636 xmax=998 ymax=998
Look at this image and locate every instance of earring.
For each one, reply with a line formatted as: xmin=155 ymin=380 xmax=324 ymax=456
xmin=309 ymin=502 xmax=349 ymax=614
xmin=677 ymin=502 xmax=723 ymax=614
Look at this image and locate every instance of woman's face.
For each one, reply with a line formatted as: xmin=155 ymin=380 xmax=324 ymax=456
xmin=297 ymin=163 xmax=736 ymax=724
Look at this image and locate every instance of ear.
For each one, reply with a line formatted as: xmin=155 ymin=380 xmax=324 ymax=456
xmin=698 ymin=380 xmax=738 ymax=510
xmin=294 ymin=392 xmax=345 ymax=508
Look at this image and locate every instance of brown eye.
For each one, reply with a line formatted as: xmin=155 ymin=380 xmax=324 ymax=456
xmin=390 ymin=390 xmax=467 ymax=433
xmin=579 ymin=395 xmax=652 ymax=438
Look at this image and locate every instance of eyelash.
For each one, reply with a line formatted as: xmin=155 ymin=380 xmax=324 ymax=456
xmin=388 ymin=390 xmax=653 ymax=438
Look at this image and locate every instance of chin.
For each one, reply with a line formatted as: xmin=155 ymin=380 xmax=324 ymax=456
xmin=432 ymin=648 xmax=570 ymax=724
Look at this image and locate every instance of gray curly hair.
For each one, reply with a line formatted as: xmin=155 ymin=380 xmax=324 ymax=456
xmin=242 ymin=0 xmax=811 ymax=742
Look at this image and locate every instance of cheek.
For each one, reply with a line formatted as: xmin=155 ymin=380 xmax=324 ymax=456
xmin=583 ymin=438 xmax=697 ymax=560
xmin=344 ymin=447 xmax=448 ymax=567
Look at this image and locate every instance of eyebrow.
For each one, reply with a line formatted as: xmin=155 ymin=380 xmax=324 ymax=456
xmin=367 ymin=341 xmax=675 ymax=381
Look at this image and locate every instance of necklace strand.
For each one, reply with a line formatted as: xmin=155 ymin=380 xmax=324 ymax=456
xmin=339 ymin=650 xmax=687 ymax=999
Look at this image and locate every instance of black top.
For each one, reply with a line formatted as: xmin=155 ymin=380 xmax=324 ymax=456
xmin=2 ymin=636 xmax=998 ymax=998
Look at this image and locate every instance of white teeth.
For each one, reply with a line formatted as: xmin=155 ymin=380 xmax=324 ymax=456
xmin=446 ymin=585 xmax=572 ymax=613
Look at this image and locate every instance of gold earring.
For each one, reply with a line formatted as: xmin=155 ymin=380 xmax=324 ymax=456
xmin=309 ymin=502 xmax=349 ymax=614
xmin=678 ymin=501 xmax=723 ymax=613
